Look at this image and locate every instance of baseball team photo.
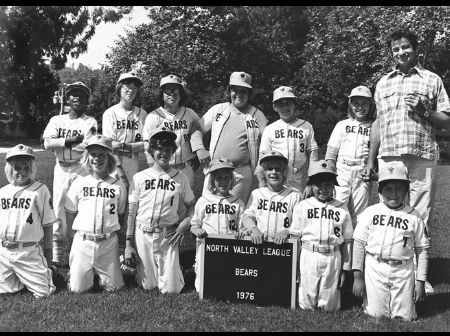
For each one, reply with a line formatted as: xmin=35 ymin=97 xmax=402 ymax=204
xmin=1 ymin=5 xmax=450 ymax=332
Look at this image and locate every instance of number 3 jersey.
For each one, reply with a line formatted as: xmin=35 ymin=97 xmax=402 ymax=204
xmin=65 ymin=175 xmax=127 ymax=234
xmin=353 ymin=203 xmax=430 ymax=261
xmin=290 ymin=197 xmax=353 ymax=246
xmin=243 ymin=186 xmax=301 ymax=236
xmin=0 ymin=182 xmax=57 ymax=242
xmin=191 ymin=192 xmax=245 ymax=235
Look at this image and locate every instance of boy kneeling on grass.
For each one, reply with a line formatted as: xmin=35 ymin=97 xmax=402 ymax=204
xmin=242 ymin=151 xmax=301 ymax=245
xmin=291 ymin=160 xmax=353 ymax=311
xmin=125 ymin=126 xmax=195 ymax=294
xmin=352 ymin=162 xmax=430 ymax=321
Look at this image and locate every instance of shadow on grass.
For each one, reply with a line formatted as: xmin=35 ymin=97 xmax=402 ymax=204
xmin=417 ymin=292 xmax=450 ymax=318
xmin=428 ymin=258 xmax=450 ymax=285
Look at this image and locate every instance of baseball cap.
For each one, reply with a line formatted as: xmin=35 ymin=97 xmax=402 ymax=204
xmin=308 ymin=160 xmax=338 ymax=185
xmin=273 ymin=86 xmax=296 ymax=102
xmin=86 ymin=134 xmax=113 ymax=152
xmin=117 ymin=72 xmax=143 ymax=86
xmin=259 ymin=150 xmax=288 ymax=165
xmin=6 ymin=144 xmax=35 ymax=161
xmin=149 ymin=126 xmax=177 ymax=142
xmin=208 ymin=158 xmax=235 ymax=174
xmin=65 ymin=81 xmax=91 ymax=98
xmin=229 ymin=72 xmax=252 ymax=89
xmin=160 ymin=74 xmax=184 ymax=88
xmin=348 ymin=86 xmax=372 ymax=98
xmin=378 ymin=162 xmax=409 ymax=183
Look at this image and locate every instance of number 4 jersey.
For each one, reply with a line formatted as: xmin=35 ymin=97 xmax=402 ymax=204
xmin=243 ymin=186 xmax=302 ymax=237
xmin=0 ymin=181 xmax=57 ymax=242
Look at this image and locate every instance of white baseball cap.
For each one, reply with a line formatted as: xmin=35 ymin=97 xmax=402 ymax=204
xmin=273 ymin=86 xmax=296 ymax=102
xmin=259 ymin=150 xmax=288 ymax=165
xmin=208 ymin=158 xmax=235 ymax=174
xmin=229 ymin=72 xmax=252 ymax=89
xmin=348 ymin=86 xmax=372 ymax=98
xmin=6 ymin=144 xmax=35 ymax=161
xmin=117 ymin=72 xmax=143 ymax=86
xmin=86 ymin=135 xmax=113 ymax=152
xmin=160 ymin=74 xmax=184 ymax=88
xmin=378 ymin=162 xmax=409 ymax=183
xmin=65 ymin=81 xmax=91 ymax=98
xmin=149 ymin=125 xmax=177 ymax=142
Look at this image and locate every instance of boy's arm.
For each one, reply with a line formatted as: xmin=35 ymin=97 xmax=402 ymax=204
xmin=124 ymin=201 xmax=140 ymax=264
xmin=43 ymin=225 xmax=53 ymax=266
xmin=168 ymin=201 xmax=195 ymax=245
xmin=351 ymin=239 xmax=366 ymax=298
xmin=242 ymin=215 xmax=264 ymax=244
xmin=414 ymin=247 xmax=429 ymax=303
xmin=65 ymin=211 xmax=77 ymax=241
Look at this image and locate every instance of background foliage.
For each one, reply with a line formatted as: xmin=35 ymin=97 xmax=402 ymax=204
xmin=1 ymin=6 xmax=449 ymax=145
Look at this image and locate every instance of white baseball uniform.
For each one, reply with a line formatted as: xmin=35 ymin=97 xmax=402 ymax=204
xmin=129 ymin=167 xmax=195 ymax=293
xmin=0 ymin=181 xmax=56 ymax=298
xmin=291 ymin=197 xmax=353 ymax=311
xmin=102 ymin=105 xmax=148 ymax=182
xmin=191 ymin=191 xmax=246 ymax=292
xmin=143 ymin=106 xmax=200 ymax=187
xmin=65 ymin=175 xmax=127 ymax=293
xmin=326 ymin=118 xmax=372 ymax=227
xmin=259 ymin=118 xmax=318 ymax=193
xmin=243 ymin=186 xmax=301 ymax=236
xmin=353 ymin=203 xmax=431 ymax=321
xmin=42 ymin=113 xmax=98 ymax=264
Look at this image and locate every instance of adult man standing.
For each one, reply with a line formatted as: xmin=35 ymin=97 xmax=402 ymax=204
xmin=42 ymin=81 xmax=98 ymax=267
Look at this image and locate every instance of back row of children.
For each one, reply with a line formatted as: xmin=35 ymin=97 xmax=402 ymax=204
xmin=0 ymin=81 xmax=429 ymax=321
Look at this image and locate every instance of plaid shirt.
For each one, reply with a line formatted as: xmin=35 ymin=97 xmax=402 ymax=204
xmin=374 ymin=63 xmax=450 ymax=160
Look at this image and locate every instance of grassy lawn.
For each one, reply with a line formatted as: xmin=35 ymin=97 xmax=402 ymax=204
xmin=1 ymin=145 xmax=450 ymax=331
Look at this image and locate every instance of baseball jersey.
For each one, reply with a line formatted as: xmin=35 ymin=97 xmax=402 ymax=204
xmin=42 ymin=113 xmax=98 ymax=162
xmin=128 ymin=167 xmax=195 ymax=227
xmin=353 ymin=203 xmax=430 ymax=261
xmin=327 ymin=118 xmax=371 ymax=162
xmin=0 ymin=182 xmax=56 ymax=242
xmin=65 ymin=175 xmax=127 ymax=234
xmin=291 ymin=197 xmax=353 ymax=247
xmin=102 ymin=105 xmax=148 ymax=145
xmin=143 ymin=106 xmax=200 ymax=164
xmin=191 ymin=192 xmax=245 ymax=235
xmin=259 ymin=118 xmax=318 ymax=171
xmin=243 ymin=186 xmax=301 ymax=236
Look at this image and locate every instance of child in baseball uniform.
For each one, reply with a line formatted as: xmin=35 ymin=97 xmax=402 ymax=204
xmin=42 ymin=81 xmax=98 ymax=267
xmin=0 ymin=144 xmax=56 ymax=298
xmin=352 ymin=162 xmax=430 ymax=321
xmin=124 ymin=126 xmax=195 ymax=294
xmin=258 ymin=86 xmax=319 ymax=194
xmin=290 ymin=160 xmax=353 ymax=311
xmin=325 ymin=85 xmax=376 ymax=228
xmin=243 ymin=151 xmax=302 ymax=245
xmin=190 ymin=158 xmax=246 ymax=292
xmin=65 ymin=135 xmax=127 ymax=293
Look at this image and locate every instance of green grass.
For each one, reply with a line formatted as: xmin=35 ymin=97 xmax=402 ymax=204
xmin=1 ymin=142 xmax=450 ymax=331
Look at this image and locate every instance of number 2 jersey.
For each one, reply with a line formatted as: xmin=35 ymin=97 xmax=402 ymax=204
xmin=65 ymin=175 xmax=127 ymax=234
xmin=0 ymin=181 xmax=56 ymax=242
xmin=243 ymin=186 xmax=301 ymax=236
xmin=191 ymin=192 xmax=245 ymax=235
xmin=290 ymin=197 xmax=353 ymax=247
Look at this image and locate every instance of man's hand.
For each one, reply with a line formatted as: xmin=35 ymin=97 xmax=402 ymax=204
xmin=414 ymin=280 xmax=426 ymax=303
xmin=405 ymin=91 xmax=431 ymax=118
xmin=250 ymin=227 xmax=264 ymax=245
xmin=352 ymin=271 xmax=365 ymax=298
xmin=188 ymin=156 xmax=200 ymax=172
xmin=196 ymin=148 xmax=211 ymax=166
xmin=273 ymin=230 xmax=289 ymax=245
xmin=124 ymin=245 xmax=140 ymax=265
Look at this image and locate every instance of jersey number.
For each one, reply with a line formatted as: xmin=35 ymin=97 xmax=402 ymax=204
xmin=110 ymin=204 xmax=116 ymax=214
xmin=26 ymin=214 xmax=33 ymax=224
xmin=334 ymin=227 xmax=341 ymax=237
xmin=283 ymin=218 xmax=290 ymax=228
xmin=299 ymin=143 xmax=305 ymax=153
xmin=229 ymin=219 xmax=237 ymax=231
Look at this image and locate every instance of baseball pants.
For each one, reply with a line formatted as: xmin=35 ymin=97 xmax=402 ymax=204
xmin=363 ymin=253 xmax=416 ymax=321
xmin=53 ymin=162 xmax=88 ymax=264
xmin=68 ymin=233 xmax=124 ymax=293
xmin=0 ymin=245 xmax=55 ymax=298
xmin=335 ymin=162 xmax=371 ymax=227
xmin=298 ymin=247 xmax=342 ymax=311
xmin=135 ymin=227 xmax=185 ymax=294
xmin=286 ymin=166 xmax=308 ymax=194
xmin=202 ymin=163 xmax=254 ymax=204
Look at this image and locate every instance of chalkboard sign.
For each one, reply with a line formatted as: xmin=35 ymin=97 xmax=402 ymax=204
xmin=198 ymin=234 xmax=298 ymax=309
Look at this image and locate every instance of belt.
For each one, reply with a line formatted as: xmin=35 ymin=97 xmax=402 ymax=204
xmin=58 ymin=160 xmax=81 ymax=167
xmin=338 ymin=158 xmax=365 ymax=166
xmin=1 ymin=240 xmax=37 ymax=249
xmin=367 ymin=252 xmax=408 ymax=266
xmin=138 ymin=223 xmax=175 ymax=234
xmin=171 ymin=162 xmax=186 ymax=170
xmin=301 ymin=242 xmax=339 ymax=253
xmin=77 ymin=231 xmax=117 ymax=242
